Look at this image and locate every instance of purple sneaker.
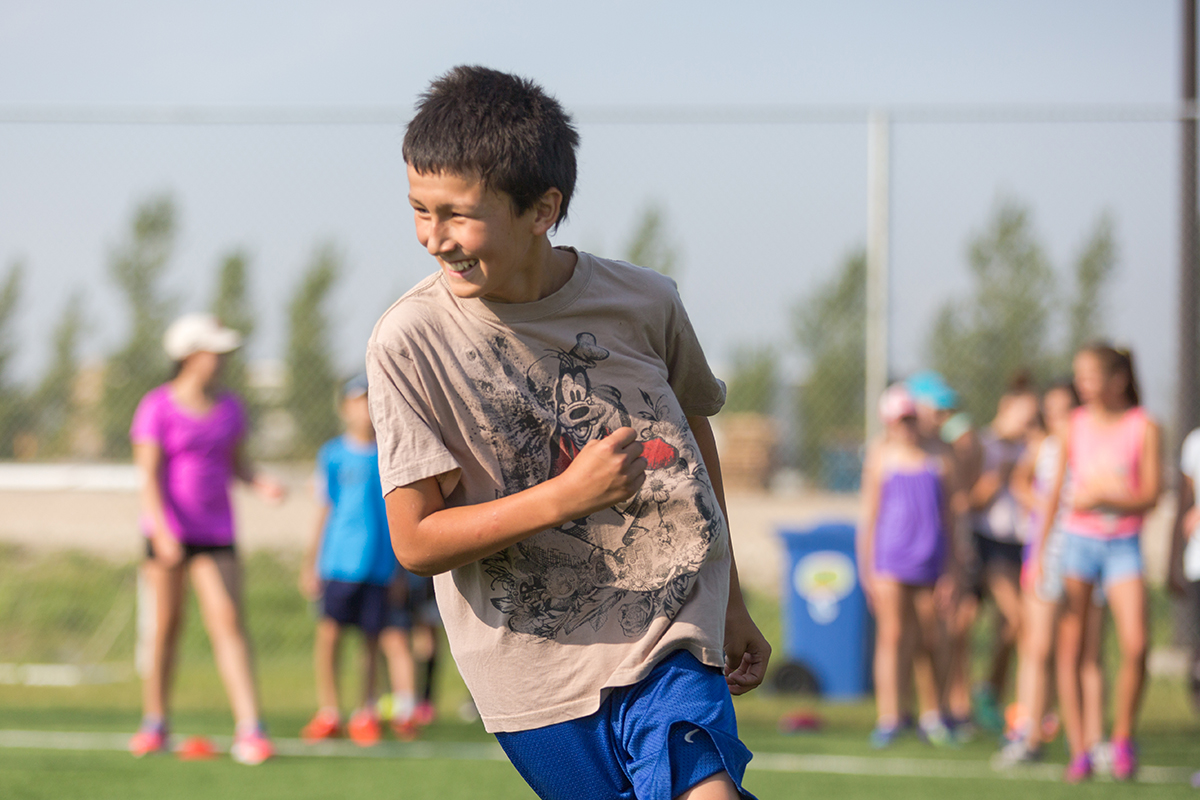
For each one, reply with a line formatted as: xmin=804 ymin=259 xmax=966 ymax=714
xmin=1110 ymin=738 xmax=1137 ymax=781
xmin=1064 ymin=752 xmax=1093 ymax=784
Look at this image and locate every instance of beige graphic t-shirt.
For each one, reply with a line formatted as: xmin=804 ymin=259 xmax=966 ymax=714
xmin=366 ymin=250 xmax=731 ymax=733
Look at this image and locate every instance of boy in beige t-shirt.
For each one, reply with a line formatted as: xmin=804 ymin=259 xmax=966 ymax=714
xmin=367 ymin=66 xmax=769 ymax=800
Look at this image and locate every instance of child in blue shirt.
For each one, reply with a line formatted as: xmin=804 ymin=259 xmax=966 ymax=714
xmin=299 ymin=374 xmax=417 ymax=744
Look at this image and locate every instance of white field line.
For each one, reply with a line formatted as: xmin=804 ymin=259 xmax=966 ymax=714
xmin=750 ymin=751 xmax=1193 ymax=784
xmin=0 ymin=729 xmax=1193 ymax=785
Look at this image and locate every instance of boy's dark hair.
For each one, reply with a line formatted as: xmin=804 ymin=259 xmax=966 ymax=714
xmin=403 ymin=66 xmax=579 ymax=230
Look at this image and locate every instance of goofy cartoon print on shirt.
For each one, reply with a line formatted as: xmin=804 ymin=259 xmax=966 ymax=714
xmin=464 ymin=331 xmax=727 ymax=643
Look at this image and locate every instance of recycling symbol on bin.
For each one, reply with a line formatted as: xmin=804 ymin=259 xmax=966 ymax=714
xmin=793 ymin=551 xmax=856 ymax=625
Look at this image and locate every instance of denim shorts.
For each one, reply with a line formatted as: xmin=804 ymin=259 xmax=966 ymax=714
xmin=495 ymin=650 xmax=756 ymax=800
xmin=1059 ymin=531 xmax=1143 ymax=589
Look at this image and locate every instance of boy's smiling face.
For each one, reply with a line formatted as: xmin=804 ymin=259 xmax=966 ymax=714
xmin=408 ymin=165 xmax=558 ymax=304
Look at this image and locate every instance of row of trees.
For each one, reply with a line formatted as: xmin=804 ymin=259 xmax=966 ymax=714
xmin=0 ymin=195 xmax=345 ymax=460
xmin=1 ymin=192 xmax=1110 ymax=473
xmin=0 ymin=197 xmax=685 ymax=462
xmin=790 ymin=198 xmax=1117 ymax=478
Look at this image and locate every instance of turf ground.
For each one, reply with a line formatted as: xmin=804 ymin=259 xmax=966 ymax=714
xmin=1 ymin=548 xmax=1197 ymax=798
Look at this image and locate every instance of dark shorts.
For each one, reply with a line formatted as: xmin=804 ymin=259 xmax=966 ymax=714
xmin=321 ymin=580 xmax=390 ymax=637
xmin=496 ymin=650 xmax=756 ymax=800
xmin=386 ymin=571 xmax=440 ymax=631
xmin=144 ymin=539 xmax=235 ymax=562
xmin=966 ymin=531 xmax=1023 ymax=597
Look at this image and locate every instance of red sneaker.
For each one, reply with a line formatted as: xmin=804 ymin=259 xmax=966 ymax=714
xmin=347 ymin=709 xmax=381 ymax=746
xmin=301 ymin=710 xmax=341 ymax=742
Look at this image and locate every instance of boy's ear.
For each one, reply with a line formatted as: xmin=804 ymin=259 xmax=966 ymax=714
xmin=530 ymin=188 xmax=564 ymax=236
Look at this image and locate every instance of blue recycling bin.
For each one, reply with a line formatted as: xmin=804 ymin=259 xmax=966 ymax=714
xmin=777 ymin=522 xmax=873 ymax=699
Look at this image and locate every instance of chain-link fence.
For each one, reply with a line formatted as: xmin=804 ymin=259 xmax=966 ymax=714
xmin=0 ymin=106 xmax=1193 ymax=698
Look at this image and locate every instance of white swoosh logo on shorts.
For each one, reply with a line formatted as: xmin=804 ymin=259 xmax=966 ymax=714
xmin=684 ymin=728 xmax=702 ymax=743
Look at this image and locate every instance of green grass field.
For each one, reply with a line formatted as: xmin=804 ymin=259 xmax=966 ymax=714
xmin=1 ymin=547 xmax=1197 ymax=799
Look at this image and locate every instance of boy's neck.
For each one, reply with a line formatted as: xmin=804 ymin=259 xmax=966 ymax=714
xmin=491 ymin=242 xmax=577 ymax=304
xmin=535 ymin=244 xmax=577 ymax=300
xmin=345 ymin=429 xmax=376 ymax=446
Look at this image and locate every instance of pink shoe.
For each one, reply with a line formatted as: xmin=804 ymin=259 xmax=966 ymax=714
xmin=129 ymin=721 xmax=169 ymax=757
xmin=413 ymin=700 xmax=436 ymax=727
xmin=230 ymin=725 xmax=274 ymax=765
xmin=1064 ymin=752 xmax=1093 ymax=784
xmin=1111 ymin=738 xmax=1138 ymax=781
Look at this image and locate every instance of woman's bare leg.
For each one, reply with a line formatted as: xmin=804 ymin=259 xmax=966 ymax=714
xmin=140 ymin=559 xmax=187 ymax=722
xmin=189 ymin=552 xmax=261 ymax=727
xmin=1105 ymin=576 xmax=1148 ymax=742
xmin=872 ymin=578 xmax=906 ymax=725
xmin=1080 ymin=602 xmax=1106 ymax=750
xmin=1017 ymin=592 xmax=1057 ymax=747
xmin=1056 ymin=577 xmax=1096 ymax=758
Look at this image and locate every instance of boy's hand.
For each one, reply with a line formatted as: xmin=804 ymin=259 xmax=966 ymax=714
xmin=298 ymin=565 xmax=321 ymax=601
xmin=554 ymin=427 xmax=647 ymax=519
xmin=252 ymin=475 xmax=288 ymax=504
xmin=724 ymin=601 xmax=770 ymax=695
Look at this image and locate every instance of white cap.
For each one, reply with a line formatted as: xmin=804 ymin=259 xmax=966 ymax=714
xmin=878 ymin=383 xmax=917 ymax=424
xmin=163 ymin=313 xmax=242 ymax=361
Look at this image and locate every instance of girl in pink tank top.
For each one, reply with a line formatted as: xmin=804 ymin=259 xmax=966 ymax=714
xmin=1044 ymin=344 xmax=1162 ymax=782
xmin=1062 ymin=404 xmax=1150 ymax=539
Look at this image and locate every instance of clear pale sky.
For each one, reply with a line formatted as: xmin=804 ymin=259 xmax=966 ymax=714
xmin=0 ymin=0 xmax=1186 ymax=418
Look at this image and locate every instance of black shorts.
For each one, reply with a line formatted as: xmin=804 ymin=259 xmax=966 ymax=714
xmin=144 ymin=539 xmax=236 ymax=562
xmin=321 ymin=580 xmax=390 ymax=637
xmin=967 ymin=531 xmax=1023 ymax=597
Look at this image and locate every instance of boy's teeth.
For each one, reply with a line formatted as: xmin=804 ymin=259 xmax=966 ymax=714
xmin=448 ymin=259 xmax=477 ymax=272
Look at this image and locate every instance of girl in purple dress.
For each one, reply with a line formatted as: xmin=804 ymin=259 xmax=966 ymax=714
xmin=128 ymin=314 xmax=286 ymax=765
xmin=858 ymin=384 xmax=958 ymax=747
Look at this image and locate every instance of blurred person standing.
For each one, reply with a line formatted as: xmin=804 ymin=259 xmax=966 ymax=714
xmin=299 ymin=374 xmax=418 ymax=744
xmin=1168 ymin=425 xmax=1200 ymax=712
xmin=908 ymin=370 xmax=979 ymax=738
xmin=1044 ymin=344 xmax=1162 ymax=783
xmin=995 ymin=380 xmax=1104 ymax=767
xmin=858 ymin=384 xmax=958 ymax=747
xmin=129 ymin=313 xmax=286 ymax=765
xmin=964 ymin=375 xmax=1040 ymax=732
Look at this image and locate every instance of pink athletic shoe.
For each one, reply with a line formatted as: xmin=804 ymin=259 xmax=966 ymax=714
xmin=230 ymin=726 xmax=274 ymax=765
xmin=129 ymin=721 xmax=169 ymax=757
xmin=1064 ymin=752 xmax=1093 ymax=784
xmin=1111 ymin=738 xmax=1138 ymax=781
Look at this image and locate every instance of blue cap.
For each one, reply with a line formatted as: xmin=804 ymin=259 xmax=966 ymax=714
xmin=342 ymin=373 xmax=369 ymax=399
xmin=906 ymin=370 xmax=958 ymax=410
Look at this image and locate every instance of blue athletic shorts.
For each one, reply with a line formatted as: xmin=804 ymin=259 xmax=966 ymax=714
xmin=495 ymin=650 xmax=756 ymax=800
xmin=320 ymin=580 xmax=390 ymax=636
xmin=1060 ymin=531 xmax=1143 ymax=590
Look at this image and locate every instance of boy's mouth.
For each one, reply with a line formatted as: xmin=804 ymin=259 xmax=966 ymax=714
xmin=443 ymin=258 xmax=479 ymax=277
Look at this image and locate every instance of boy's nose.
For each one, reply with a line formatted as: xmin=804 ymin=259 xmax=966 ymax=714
xmin=425 ymin=222 xmax=455 ymax=256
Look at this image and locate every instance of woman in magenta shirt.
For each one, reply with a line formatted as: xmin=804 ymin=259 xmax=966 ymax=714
xmin=128 ymin=313 xmax=285 ymax=765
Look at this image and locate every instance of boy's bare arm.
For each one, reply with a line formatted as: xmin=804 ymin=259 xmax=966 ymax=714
xmin=686 ymin=415 xmax=771 ymax=695
xmin=385 ymin=427 xmax=647 ymax=576
xmin=300 ymin=502 xmax=330 ymax=600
